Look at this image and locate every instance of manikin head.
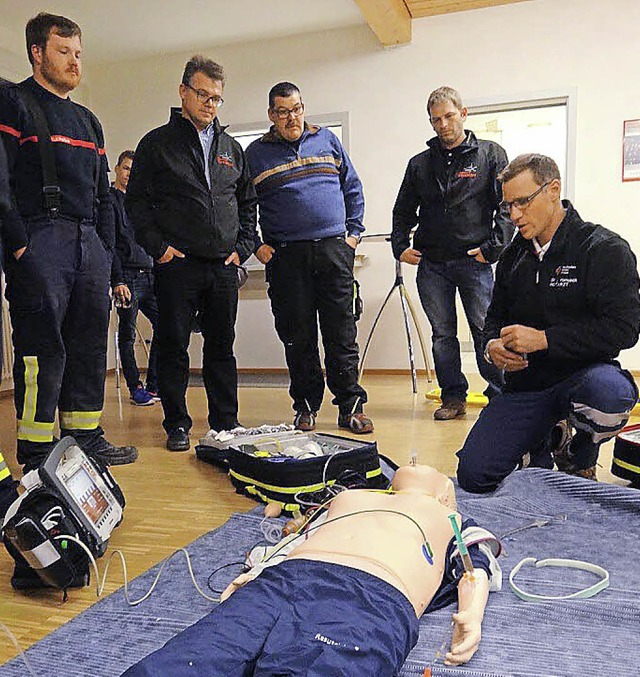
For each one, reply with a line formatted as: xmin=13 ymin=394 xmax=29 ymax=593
xmin=392 ymin=465 xmax=457 ymax=510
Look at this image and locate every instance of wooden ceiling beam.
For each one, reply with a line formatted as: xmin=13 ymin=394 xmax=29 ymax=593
xmin=407 ymin=0 xmax=529 ymax=19
xmin=353 ymin=0 xmax=412 ymax=46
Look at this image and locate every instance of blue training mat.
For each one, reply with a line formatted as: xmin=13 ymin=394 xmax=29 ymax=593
xmin=0 ymin=468 xmax=638 ymax=676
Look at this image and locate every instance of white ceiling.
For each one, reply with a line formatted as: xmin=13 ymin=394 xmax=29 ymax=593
xmin=0 ymin=0 xmax=367 ymax=64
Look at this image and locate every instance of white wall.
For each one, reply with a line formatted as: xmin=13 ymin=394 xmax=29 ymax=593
xmin=7 ymin=0 xmax=640 ymax=372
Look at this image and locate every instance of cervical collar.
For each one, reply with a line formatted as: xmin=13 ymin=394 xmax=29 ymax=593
xmin=509 ymin=557 xmax=609 ymax=602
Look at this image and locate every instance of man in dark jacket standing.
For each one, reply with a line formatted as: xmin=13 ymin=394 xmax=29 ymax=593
xmin=111 ymin=149 xmax=159 ymax=407
xmin=126 ymin=56 xmax=257 ymax=452
xmin=392 ymin=86 xmax=511 ymax=420
xmin=457 ymin=154 xmax=640 ymax=492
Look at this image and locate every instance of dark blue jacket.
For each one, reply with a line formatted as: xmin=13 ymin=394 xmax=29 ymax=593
xmin=110 ymin=187 xmax=153 ymax=286
xmin=392 ymin=131 xmax=511 ymax=263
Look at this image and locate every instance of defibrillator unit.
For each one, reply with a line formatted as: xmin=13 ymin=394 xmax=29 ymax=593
xmin=2 ymin=437 xmax=125 ymax=590
xmin=612 ymin=423 xmax=640 ymax=486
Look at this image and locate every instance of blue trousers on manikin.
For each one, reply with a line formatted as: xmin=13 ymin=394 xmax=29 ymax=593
xmin=457 ymin=363 xmax=638 ymax=493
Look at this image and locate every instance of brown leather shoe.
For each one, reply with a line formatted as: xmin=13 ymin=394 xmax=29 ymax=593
xmin=434 ymin=399 xmax=466 ymax=421
xmin=573 ymin=466 xmax=598 ymax=481
xmin=338 ymin=412 xmax=374 ymax=434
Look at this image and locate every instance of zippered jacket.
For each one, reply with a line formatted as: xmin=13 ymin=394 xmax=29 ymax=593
xmin=484 ymin=201 xmax=640 ymax=392
xmin=126 ymin=110 xmax=257 ymax=263
xmin=245 ymin=125 xmax=364 ymax=246
xmin=392 ymin=131 xmax=511 ymax=263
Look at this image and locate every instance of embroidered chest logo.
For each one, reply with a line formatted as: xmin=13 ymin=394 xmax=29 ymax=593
xmin=216 ymin=152 xmax=234 ymax=168
xmin=456 ymin=162 xmax=478 ymax=179
xmin=549 ymin=264 xmax=578 ymax=288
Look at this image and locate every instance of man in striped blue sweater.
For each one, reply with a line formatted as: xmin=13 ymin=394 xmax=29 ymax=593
xmin=245 ymin=82 xmax=372 ymax=434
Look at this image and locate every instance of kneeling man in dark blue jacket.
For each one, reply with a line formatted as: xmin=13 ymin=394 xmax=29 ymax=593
xmin=457 ymin=153 xmax=640 ymax=491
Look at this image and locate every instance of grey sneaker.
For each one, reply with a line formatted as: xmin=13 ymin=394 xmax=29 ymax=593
xmin=551 ymin=420 xmax=574 ymax=472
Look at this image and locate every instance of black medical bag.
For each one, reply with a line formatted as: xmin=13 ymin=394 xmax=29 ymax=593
xmin=196 ymin=431 xmax=394 ymax=514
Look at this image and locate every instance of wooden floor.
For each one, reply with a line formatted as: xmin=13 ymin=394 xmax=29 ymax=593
xmin=0 ymin=372 xmax=633 ymax=665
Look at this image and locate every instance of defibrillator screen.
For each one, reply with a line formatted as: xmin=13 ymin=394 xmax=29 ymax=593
xmin=66 ymin=466 xmax=110 ymax=526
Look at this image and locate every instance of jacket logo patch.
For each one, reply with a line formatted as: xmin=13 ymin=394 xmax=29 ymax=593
xmin=550 ymin=264 xmax=578 ymax=288
xmin=216 ymin=152 xmax=235 ymax=168
xmin=456 ymin=162 xmax=477 ymax=179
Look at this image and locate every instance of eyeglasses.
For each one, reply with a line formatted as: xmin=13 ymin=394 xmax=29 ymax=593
xmin=185 ymin=84 xmax=224 ymax=107
xmin=501 ymin=182 xmax=551 ymax=212
xmin=271 ymin=103 xmax=304 ymax=120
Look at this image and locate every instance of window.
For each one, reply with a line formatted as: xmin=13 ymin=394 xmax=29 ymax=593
xmin=465 ymin=95 xmax=575 ymax=199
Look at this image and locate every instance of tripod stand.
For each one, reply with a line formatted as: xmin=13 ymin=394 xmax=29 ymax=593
xmin=359 ymin=244 xmax=433 ymax=393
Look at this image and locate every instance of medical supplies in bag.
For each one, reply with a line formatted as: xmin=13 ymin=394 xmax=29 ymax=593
xmin=196 ymin=426 xmax=394 ymax=514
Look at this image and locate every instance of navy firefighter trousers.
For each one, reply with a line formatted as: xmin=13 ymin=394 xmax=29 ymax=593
xmin=4 ymin=216 xmax=111 ymax=469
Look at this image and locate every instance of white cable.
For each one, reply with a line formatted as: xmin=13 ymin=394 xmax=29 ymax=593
xmin=0 ymin=621 xmax=38 ymax=677
xmin=53 ymin=535 xmax=221 ymax=605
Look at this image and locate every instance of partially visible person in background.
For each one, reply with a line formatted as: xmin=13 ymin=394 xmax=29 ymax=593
xmin=111 ymin=150 xmax=159 ymax=407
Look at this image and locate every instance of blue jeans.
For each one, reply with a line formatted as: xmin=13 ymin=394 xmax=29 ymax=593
xmin=117 ymin=270 xmax=159 ymax=393
xmin=457 ymin=363 xmax=638 ymax=493
xmin=416 ymin=256 xmax=502 ymax=402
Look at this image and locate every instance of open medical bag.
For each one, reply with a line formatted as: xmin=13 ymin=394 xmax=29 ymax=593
xmin=196 ymin=429 xmax=394 ymax=513
xmin=612 ymin=423 xmax=640 ymax=485
xmin=2 ymin=437 xmax=126 ymax=590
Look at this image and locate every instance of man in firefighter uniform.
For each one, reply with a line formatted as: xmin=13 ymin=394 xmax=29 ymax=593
xmin=0 ymin=12 xmax=137 ymax=473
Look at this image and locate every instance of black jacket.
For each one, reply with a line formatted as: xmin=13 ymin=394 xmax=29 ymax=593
xmin=392 ymin=131 xmax=511 ymax=263
xmin=485 ymin=201 xmax=640 ymax=392
xmin=126 ymin=110 xmax=257 ymax=263
xmin=110 ymin=187 xmax=153 ymax=286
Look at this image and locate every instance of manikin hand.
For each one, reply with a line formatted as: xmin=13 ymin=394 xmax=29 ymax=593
xmin=445 ymin=609 xmax=482 ymax=665
xmin=400 ymin=247 xmax=422 ymax=265
xmin=220 ymin=572 xmax=255 ymax=602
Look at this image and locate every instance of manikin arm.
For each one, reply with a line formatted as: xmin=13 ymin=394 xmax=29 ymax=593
xmin=445 ymin=569 xmax=490 ymax=665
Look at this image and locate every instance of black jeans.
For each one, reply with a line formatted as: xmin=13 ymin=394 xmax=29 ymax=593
xmin=266 ymin=237 xmax=367 ymax=416
xmin=117 ymin=269 xmax=159 ymax=393
xmin=154 ymin=256 xmax=239 ymax=433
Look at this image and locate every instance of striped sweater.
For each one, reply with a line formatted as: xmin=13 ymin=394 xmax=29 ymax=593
xmin=245 ymin=125 xmax=364 ymax=246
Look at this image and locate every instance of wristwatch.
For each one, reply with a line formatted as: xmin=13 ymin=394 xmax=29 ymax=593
xmin=483 ymin=341 xmax=494 ymax=365
xmin=348 ymin=232 xmax=362 ymax=245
